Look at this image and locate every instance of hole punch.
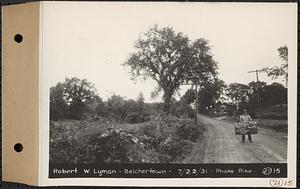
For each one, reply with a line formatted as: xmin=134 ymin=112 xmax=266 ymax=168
xmin=14 ymin=34 xmax=23 ymax=43
xmin=14 ymin=143 xmax=23 ymax=152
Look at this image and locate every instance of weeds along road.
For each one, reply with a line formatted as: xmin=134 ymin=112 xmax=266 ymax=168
xmin=183 ymin=114 xmax=287 ymax=163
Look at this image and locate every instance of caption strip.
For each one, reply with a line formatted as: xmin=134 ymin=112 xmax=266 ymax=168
xmin=49 ymin=163 xmax=287 ymax=178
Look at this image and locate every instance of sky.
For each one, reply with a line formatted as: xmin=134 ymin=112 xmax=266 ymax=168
xmin=43 ymin=2 xmax=297 ymax=102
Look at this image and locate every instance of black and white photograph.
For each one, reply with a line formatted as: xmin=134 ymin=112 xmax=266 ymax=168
xmin=45 ymin=2 xmax=296 ymax=179
xmin=1 ymin=1 xmax=297 ymax=187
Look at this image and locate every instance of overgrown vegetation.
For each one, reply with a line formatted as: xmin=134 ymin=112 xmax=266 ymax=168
xmin=50 ymin=115 xmax=202 ymax=164
xmin=49 ymin=73 xmax=200 ymax=164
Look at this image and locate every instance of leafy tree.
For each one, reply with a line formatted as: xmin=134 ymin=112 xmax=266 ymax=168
xmin=182 ymin=88 xmax=196 ymax=104
xmin=106 ymin=94 xmax=147 ymax=123
xmin=124 ymin=99 xmax=146 ymax=123
xmin=225 ymin=83 xmax=250 ymax=110
xmin=123 ymin=25 xmax=218 ymax=113
xmin=50 ymin=77 xmax=99 ymax=120
xmin=50 ymin=82 xmax=69 ymax=120
xmin=264 ymin=45 xmax=288 ymax=86
xmin=247 ymin=81 xmax=287 ymax=107
xmin=197 ymin=79 xmax=226 ymax=112
xmin=63 ymin=77 xmax=98 ymax=119
xmin=136 ymin=92 xmax=145 ymax=115
xmin=169 ymin=98 xmax=195 ymax=119
xmin=94 ymin=97 xmax=108 ymax=117
xmin=182 ymin=78 xmax=226 ymax=112
xmin=262 ymin=82 xmax=287 ymax=106
xmin=107 ymin=95 xmax=126 ymax=119
xmin=248 ymin=81 xmax=267 ymax=107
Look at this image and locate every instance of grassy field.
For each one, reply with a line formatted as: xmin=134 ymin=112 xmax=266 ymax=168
xmin=253 ymin=119 xmax=287 ymax=133
xmin=260 ymin=104 xmax=287 ymax=120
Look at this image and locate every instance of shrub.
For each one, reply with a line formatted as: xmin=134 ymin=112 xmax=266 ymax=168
xmin=157 ymin=136 xmax=193 ymax=162
xmin=141 ymin=115 xmax=200 ymax=143
xmin=140 ymin=119 xmax=170 ymax=149
xmin=105 ymin=95 xmax=148 ymax=123
xmin=49 ymin=121 xmax=94 ymax=163
xmin=88 ymin=128 xmax=137 ymax=163
xmin=50 ymin=122 xmax=150 ymax=163
xmin=140 ymin=115 xmax=200 ymax=162
xmin=169 ymin=101 xmax=195 ymax=119
xmin=125 ymin=112 xmax=146 ymax=123
xmin=176 ymin=119 xmax=200 ymax=142
xmin=88 ymin=127 xmax=164 ymax=163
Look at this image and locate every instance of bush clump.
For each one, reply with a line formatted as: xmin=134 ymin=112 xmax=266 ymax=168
xmin=50 ymin=114 xmax=202 ymax=164
xmin=139 ymin=115 xmax=200 ymax=162
xmin=49 ymin=121 xmax=93 ymax=163
xmin=157 ymin=136 xmax=193 ymax=162
xmin=176 ymin=119 xmax=200 ymax=142
xmin=89 ymin=128 xmax=143 ymax=163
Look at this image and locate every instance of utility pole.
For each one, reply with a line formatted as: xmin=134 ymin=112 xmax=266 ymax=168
xmin=195 ymin=79 xmax=198 ymax=124
xmin=181 ymin=77 xmax=199 ymax=124
xmin=248 ymin=69 xmax=264 ymax=127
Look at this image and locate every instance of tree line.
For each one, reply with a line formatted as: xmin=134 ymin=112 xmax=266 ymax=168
xmin=50 ymin=25 xmax=287 ymax=121
xmin=50 ymin=76 xmax=287 ymax=121
xmin=176 ymin=80 xmax=287 ymax=115
xmin=122 ymin=24 xmax=287 ymax=115
xmin=50 ymin=77 xmax=149 ymax=122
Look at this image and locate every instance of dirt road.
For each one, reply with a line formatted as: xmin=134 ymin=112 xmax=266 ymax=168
xmin=183 ymin=114 xmax=287 ymax=163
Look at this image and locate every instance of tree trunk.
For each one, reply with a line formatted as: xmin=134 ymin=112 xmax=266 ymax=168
xmin=163 ymin=90 xmax=173 ymax=114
